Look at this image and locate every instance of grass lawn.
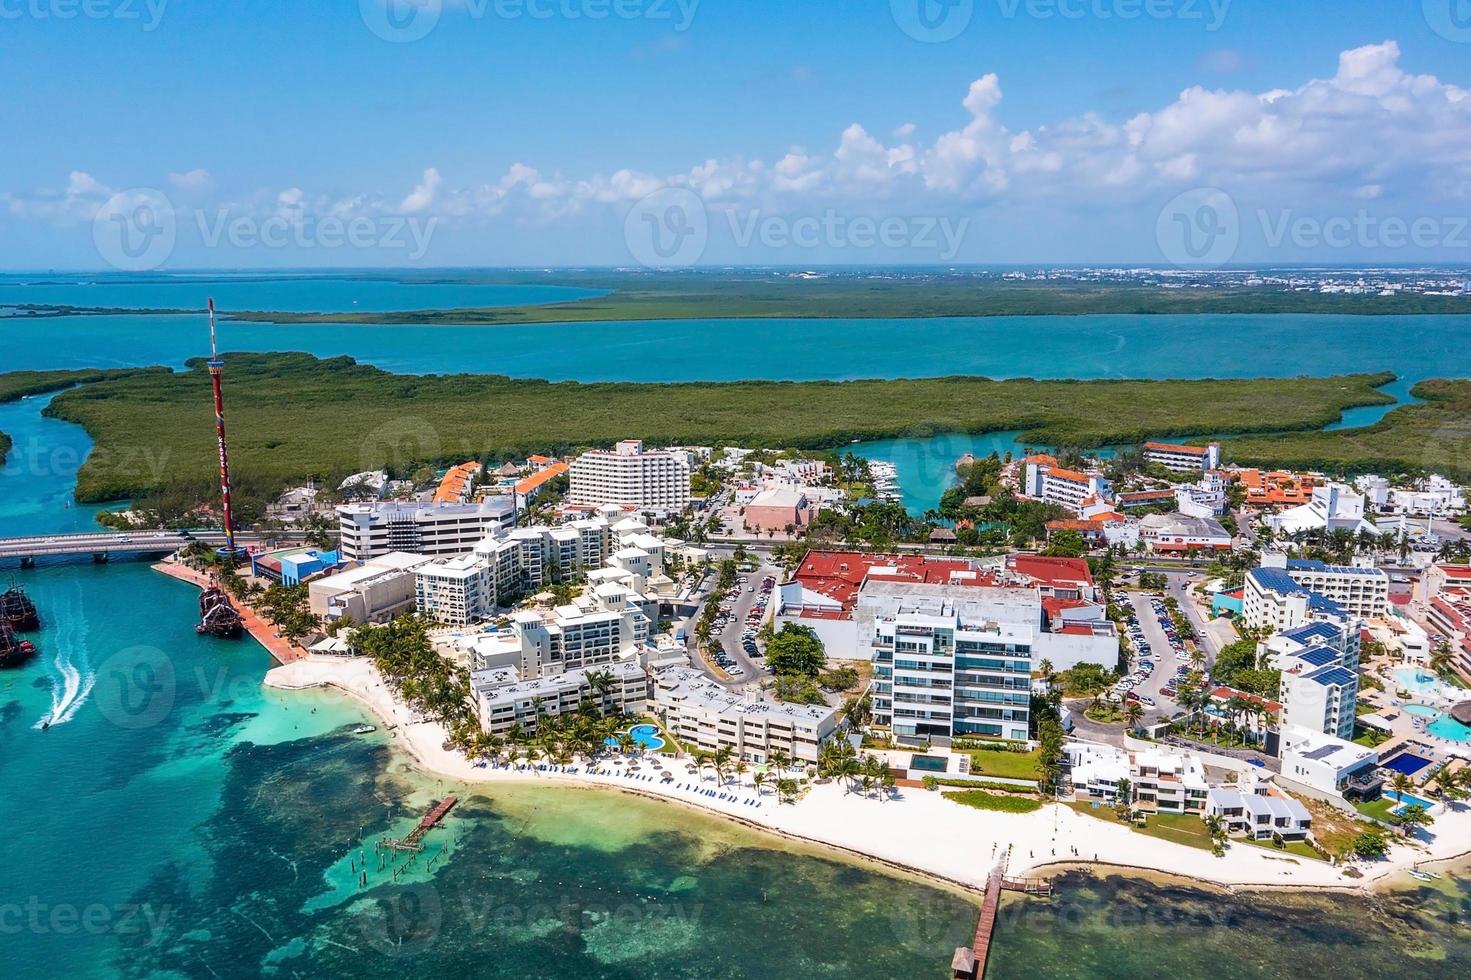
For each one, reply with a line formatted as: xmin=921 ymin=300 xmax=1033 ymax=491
xmin=942 ymin=790 xmax=1043 ymax=814
xmin=1355 ymin=797 xmax=1398 ymax=823
xmin=1064 ymin=801 xmax=1212 ymax=851
xmin=966 ymin=747 xmax=1043 ymax=781
xmin=1242 ymin=837 xmax=1325 ymax=862
xmin=1134 ymin=812 xmax=1215 ymax=851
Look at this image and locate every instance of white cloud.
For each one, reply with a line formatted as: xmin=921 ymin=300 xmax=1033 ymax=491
xmin=399 ymin=167 xmax=442 ymax=214
xmin=6 ymin=41 xmax=1471 ymax=245
xmin=168 ymin=168 xmax=212 ymax=191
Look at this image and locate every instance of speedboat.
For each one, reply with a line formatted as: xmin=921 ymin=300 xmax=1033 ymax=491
xmin=1408 ymin=869 xmax=1435 ymax=882
xmin=352 ymin=725 xmax=376 ymax=735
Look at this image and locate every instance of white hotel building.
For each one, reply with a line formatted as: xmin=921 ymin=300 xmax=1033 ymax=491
xmin=569 ymin=440 xmax=692 ymax=511
xmin=337 ymin=499 xmax=517 ymax=561
xmin=868 ymin=599 xmax=1034 ymax=743
xmin=1143 ymin=441 xmax=1221 ymax=473
xmin=1022 ymin=459 xmax=1112 ymax=516
xmin=472 ymin=659 xmax=652 ymax=736
xmin=652 ymin=665 xmax=839 ymax=764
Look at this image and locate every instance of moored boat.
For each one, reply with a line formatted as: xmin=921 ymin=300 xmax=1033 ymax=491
xmin=0 ymin=581 xmax=40 ymax=632
xmin=197 ymin=584 xmax=244 ymax=639
xmin=0 ymin=621 xmax=36 ymax=668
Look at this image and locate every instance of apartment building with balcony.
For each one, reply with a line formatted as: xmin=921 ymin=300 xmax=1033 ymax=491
xmin=650 ymin=665 xmax=839 ymax=764
xmin=336 ymin=499 xmax=517 ymax=561
xmin=1143 ymin=441 xmax=1222 ymax=473
xmin=568 ymin=439 xmax=692 ymax=510
xmin=868 ymin=602 xmax=1033 ymax=743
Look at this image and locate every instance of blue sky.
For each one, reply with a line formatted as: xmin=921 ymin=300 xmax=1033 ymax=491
xmin=2 ymin=1 xmax=1470 ymax=268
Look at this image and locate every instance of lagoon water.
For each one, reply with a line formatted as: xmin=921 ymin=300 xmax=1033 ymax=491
xmin=2 ymin=274 xmax=1470 ymax=977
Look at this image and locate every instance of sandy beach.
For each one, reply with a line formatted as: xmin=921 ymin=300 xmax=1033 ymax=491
xmin=265 ymin=655 xmax=1471 ymax=895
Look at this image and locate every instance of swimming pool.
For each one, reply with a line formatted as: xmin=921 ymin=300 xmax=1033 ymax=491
xmin=604 ymin=724 xmax=667 ymax=752
xmin=1403 ymin=704 xmax=1439 ymax=718
xmin=1393 ymin=668 xmax=1456 ymax=703
xmin=1381 ymin=752 xmax=1434 ymax=777
xmin=1427 ymin=714 xmax=1471 ymax=744
xmin=910 ymin=754 xmax=950 ymax=773
xmin=1385 ymin=789 xmax=1436 ymax=814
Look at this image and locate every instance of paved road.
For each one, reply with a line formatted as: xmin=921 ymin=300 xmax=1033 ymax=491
xmin=717 ymin=562 xmax=780 ymax=683
xmin=1124 ymin=591 xmax=1189 ymax=724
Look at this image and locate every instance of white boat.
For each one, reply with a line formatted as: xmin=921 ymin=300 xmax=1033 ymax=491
xmin=1408 ymin=869 xmax=1435 ymax=882
xmin=352 ymin=725 xmax=376 ymax=735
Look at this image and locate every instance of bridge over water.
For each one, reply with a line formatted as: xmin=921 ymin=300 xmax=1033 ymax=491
xmin=0 ymin=531 xmax=193 ymax=564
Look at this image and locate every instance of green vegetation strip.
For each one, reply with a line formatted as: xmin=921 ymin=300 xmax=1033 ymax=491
xmin=1222 ymin=378 xmax=1471 ymax=480
xmin=0 ymin=368 xmax=151 ymax=470
xmin=36 ymin=352 xmax=1402 ymax=503
xmin=941 ymin=790 xmax=1043 ymax=814
xmin=200 ymin=273 xmax=1471 ymax=323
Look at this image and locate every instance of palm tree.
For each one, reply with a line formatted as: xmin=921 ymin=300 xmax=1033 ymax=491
xmin=753 ymin=771 xmax=767 ymax=796
xmin=1123 ymin=700 xmax=1144 ymax=733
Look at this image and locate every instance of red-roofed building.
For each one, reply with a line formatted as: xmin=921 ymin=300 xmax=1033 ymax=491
xmin=1143 ymin=441 xmax=1221 ymax=473
xmin=1002 ymin=554 xmax=1096 ymax=601
xmin=784 ymin=550 xmax=994 ymax=612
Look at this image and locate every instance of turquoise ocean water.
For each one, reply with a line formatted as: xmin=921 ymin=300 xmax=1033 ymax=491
xmin=2 ymin=273 xmax=1469 ymax=978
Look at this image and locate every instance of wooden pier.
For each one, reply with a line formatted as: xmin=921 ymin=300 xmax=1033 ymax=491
xmin=379 ymin=796 xmax=457 ymax=853
xmin=952 ymin=867 xmax=1055 ymax=977
xmin=952 ymin=869 xmax=1003 ymax=979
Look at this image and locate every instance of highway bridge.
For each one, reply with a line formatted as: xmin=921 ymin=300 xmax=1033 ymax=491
xmin=0 ymin=531 xmax=193 ymax=564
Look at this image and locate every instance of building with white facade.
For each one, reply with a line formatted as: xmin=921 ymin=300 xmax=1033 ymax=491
xmin=651 ymin=665 xmax=839 ymax=764
xmin=415 ymin=553 xmax=494 ymax=626
xmin=1143 ymin=441 xmax=1221 ymax=473
xmin=1277 ymin=653 xmax=1358 ymax=740
xmin=1022 ymin=460 xmax=1112 ymax=516
xmin=867 ymin=598 xmax=1034 ymax=742
xmin=1205 ymin=779 xmax=1312 ymax=841
xmin=337 ymin=499 xmax=517 ymax=561
xmin=1266 ymin=482 xmax=1380 ymax=537
xmin=472 ymin=658 xmax=652 ymax=735
xmin=1137 ymin=512 xmax=1233 ymax=554
xmin=568 ymin=439 xmax=692 ymax=511
xmin=308 ymin=552 xmax=434 ymax=624
xmin=1278 ymin=725 xmax=1382 ymax=798
xmin=1242 ymin=554 xmax=1388 ymax=629
xmin=1064 ymin=741 xmax=1210 ymax=815
xmin=1174 ymin=471 xmax=1229 ymax=518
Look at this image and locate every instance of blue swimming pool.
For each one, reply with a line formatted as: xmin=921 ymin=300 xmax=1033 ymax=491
xmin=1385 ymin=789 xmax=1436 ymax=814
xmin=1403 ymin=704 xmax=1439 ymax=718
xmin=605 ymin=724 xmax=666 ymax=752
xmin=1381 ymin=752 xmax=1434 ymax=777
xmin=1427 ymin=714 xmax=1471 ymax=744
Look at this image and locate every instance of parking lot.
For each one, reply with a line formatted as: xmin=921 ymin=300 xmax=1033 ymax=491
xmin=704 ymin=562 xmax=780 ymax=683
xmin=1119 ymin=590 xmax=1201 ymax=722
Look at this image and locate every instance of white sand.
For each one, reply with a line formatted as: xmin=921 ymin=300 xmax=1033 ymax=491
xmin=265 ymin=655 xmax=1471 ymax=893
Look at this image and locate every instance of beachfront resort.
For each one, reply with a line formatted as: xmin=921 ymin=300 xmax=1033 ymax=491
xmin=80 ymin=429 xmax=1463 ymax=935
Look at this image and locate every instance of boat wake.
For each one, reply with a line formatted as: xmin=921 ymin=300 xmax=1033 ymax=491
xmin=33 ymin=588 xmax=94 ymax=730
